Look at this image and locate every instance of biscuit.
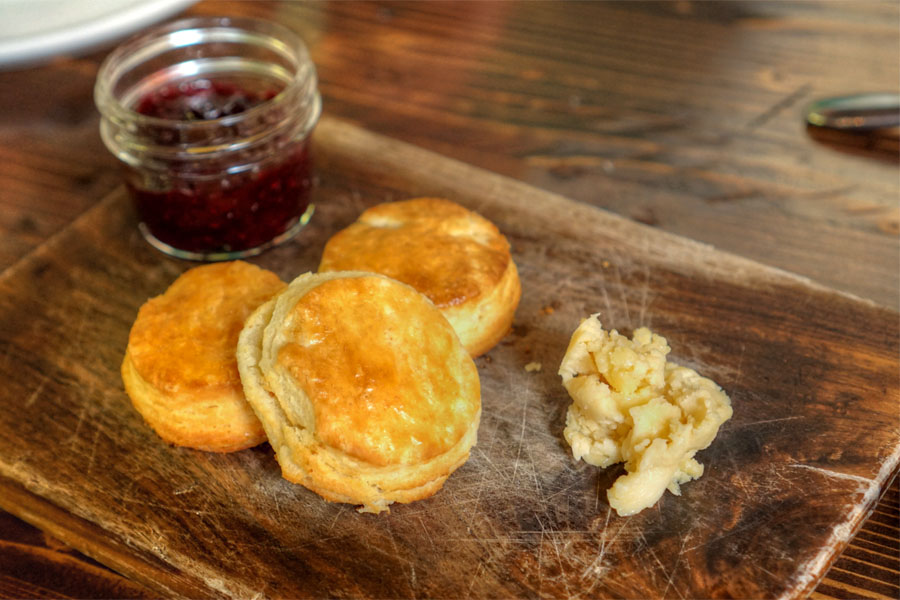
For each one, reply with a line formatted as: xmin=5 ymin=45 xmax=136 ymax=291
xmin=236 ymin=271 xmax=481 ymax=513
xmin=318 ymin=197 xmax=521 ymax=357
xmin=122 ymin=261 xmax=285 ymax=452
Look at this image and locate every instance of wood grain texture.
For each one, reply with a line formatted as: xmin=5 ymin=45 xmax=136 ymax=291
xmin=810 ymin=478 xmax=900 ymax=600
xmin=0 ymin=117 xmax=897 ymax=599
xmin=0 ymin=2 xmax=897 ymax=598
xmin=0 ymin=485 xmax=157 ymax=600
xmin=196 ymin=0 xmax=897 ymax=309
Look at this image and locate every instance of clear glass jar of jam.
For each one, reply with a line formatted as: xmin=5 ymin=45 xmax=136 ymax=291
xmin=95 ymin=16 xmax=321 ymax=260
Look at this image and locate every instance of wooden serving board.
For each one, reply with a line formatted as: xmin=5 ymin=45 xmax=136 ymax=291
xmin=0 ymin=118 xmax=897 ymax=599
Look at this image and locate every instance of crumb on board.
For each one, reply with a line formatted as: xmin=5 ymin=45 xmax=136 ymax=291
xmin=540 ymin=305 xmax=555 ymax=315
xmin=601 ymin=260 xmax=611 ymax=268
xmin=524 ymin=361 xmax=542 ymax=372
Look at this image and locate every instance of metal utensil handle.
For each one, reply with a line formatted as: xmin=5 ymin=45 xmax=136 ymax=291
xmin=806 ymin=93 xmax=900 ymax=131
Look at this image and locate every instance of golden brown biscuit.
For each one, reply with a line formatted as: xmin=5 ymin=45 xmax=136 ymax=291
xmin=236 ymin=271 xmax=481 ymax=513
xmin=122 ymin=261 xmax=286 ymax=452
xmin=318 ymin=197 xmax=521 ymax=357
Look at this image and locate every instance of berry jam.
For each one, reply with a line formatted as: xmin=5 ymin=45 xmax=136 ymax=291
xmin=128 ymin=143 xmax=312 ymax=254
xmin=127 ymin=78 xmax=313 ymax=257
xmin=135 ymin=80 xmax=277 ymax=121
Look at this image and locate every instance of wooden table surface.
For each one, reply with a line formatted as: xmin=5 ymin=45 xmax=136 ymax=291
xmin=0 ymin=1 xmax=896 ymax=598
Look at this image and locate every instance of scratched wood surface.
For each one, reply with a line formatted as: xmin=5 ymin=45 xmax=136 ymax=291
xmin=0 ymin=2 xmax=898 ymax=598
xmin=0 ymin=118 xmax=897 ymax=599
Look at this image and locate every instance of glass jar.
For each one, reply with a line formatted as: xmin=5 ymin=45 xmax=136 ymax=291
xmin=95 ymin=16 xmax=321 ymax=260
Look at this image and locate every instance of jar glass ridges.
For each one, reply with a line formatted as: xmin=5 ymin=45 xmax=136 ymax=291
xmin=95 ymin=16 xmax=322 ymax=260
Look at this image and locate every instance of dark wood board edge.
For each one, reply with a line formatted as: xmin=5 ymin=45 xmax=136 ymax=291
xmin=2 ymin=117 xmax=892 ymax=344
xmin=0 ymin=185 xmax=123 ymax=285
xmin=0 ymin=475 xmax=216 ymax=599
xmin=812 ymin=474 xmax=899 ymax=600
xmin=313 ymin=118 xmax=893 ymax=313
xmin=792 ymin=466 xmax=900 ymax=599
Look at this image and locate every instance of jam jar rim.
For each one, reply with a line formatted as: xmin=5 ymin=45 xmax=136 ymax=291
xmin=94 ymin=16 xmax=317 ymax=133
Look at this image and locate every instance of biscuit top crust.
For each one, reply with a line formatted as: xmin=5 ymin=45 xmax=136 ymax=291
xmin=128 ymin=261 xmax=285 ymax=394
xmin=275 ymin=275 xmax=481 ymax=467
xmin=318 ymin=198 xmax=510 ymax=308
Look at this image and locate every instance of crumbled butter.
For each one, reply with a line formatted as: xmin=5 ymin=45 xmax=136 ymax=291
xmin=559 ymin=314 xmax=733 ymax=516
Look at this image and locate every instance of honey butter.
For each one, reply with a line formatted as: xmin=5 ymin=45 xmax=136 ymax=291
xmin=559 ymin=314 xmax=733 ymax=516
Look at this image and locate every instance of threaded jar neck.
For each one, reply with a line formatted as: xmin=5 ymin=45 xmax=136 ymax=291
xmin=95 ymin=16 xmax=321 ymax=166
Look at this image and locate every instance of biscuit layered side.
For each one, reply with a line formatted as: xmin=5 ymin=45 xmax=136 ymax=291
xmin=237 ymin=271 xmax=481 ymax=513
xmin=122 ymin=261 xmax=286 ymax=452
xmin=318 ymin=197 xmax=521 ymax=357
